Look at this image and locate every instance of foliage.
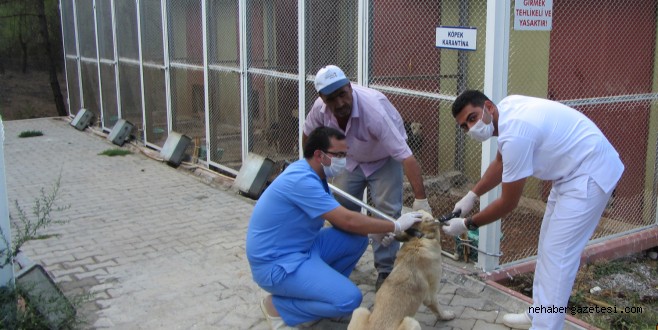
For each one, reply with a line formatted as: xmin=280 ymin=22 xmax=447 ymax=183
xmin=0 ymin=175 xmax=69 ymax=269
xmin=0 ymin=0 xmax=63 ymax=71
xmin=98 ymin=148 xmax=132 ymax=157
xmin=0 ymin=175 xmax=90 ymax=329
xmin=569 ymin=257 xmax=657 ymax=329
xmin=0 ymin=280 xmax=92 ymax=329
xmin=504 ymin=255 xmax=658 ymax=330
xmin=17 ymin=130 xmax=43 ymax=138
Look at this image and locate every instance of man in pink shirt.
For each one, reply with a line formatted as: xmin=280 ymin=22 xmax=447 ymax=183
xmin=303 ymin=65 xmax=431 ymax=290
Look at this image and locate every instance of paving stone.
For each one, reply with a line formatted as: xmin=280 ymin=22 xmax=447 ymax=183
xmin=460 ymin=307 xmax=500 ymax=323
xmin=441 ymin=317 xmax=477 ymax=330
xmin=473 ymin=319 xmax=509 ymax=330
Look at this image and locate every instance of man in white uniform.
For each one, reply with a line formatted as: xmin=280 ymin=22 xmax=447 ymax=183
xmin=443 ymin=90 xmax=624 ymax=330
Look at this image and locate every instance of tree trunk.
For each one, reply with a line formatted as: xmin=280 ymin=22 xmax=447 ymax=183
xmin=18 ymin=15 xmax=28 ymax=74
xmin=36 ymin=0 xmax=67 ymax=116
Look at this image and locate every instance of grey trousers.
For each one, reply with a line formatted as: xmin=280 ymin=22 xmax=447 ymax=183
xmin=330 ymin=157 xmax=403 ymax=273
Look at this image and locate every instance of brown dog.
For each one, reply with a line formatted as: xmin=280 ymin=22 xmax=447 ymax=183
xmin=347 ymin=210 xmax=455 ymax=330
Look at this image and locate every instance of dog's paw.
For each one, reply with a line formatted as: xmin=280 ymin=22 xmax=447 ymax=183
xmin=438 ymin=310 xmax=456 ymax=321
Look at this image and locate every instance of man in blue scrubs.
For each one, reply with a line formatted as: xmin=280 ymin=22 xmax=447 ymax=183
xmin=246 ymin=127 xmax=422 ymax=329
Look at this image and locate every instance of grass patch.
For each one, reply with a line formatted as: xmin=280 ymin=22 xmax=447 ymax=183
xmin=18 ymin=130 xmax=44 ymax=138
xmin=503 ymin=255 xmax=658 ymax=329
xmin=98 ymin=148 xmax=132 ymax=157
xmin=571 ymin=257 xmax=658 ymax=330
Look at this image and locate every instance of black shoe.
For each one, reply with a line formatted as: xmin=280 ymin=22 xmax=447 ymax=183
xmin=375 ymin=272 xmax=390 ymax=292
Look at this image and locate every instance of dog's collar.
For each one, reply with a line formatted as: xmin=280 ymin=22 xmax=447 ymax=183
xmin=405 ymin=228 xmax=425 ymax=238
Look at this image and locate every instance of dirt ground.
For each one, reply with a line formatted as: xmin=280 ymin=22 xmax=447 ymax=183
xmin=0 ymin=68 xmax=67 ymax=121
xmin=504 ymin=252 xmax=658 ymax=329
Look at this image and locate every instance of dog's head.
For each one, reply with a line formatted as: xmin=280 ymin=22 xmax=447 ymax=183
xmin=395 ymin=209 xmax=441 ymax=242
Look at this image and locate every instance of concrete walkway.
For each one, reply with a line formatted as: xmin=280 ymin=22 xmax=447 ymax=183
xmin=2 ymin=118 xmax=586 ymax=329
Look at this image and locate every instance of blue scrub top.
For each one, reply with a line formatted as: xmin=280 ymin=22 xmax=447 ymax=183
xmin=246 ymin=159 xmax=340 ymax=283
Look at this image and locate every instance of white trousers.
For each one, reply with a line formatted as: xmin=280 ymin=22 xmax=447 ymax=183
xmin=529 ymin=175 xmax=614 ymax=330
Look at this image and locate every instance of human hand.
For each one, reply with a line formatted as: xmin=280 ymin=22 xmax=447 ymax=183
xmin=368 ymin=233 xmax=396 ymax=247
xmin=393 ymin=212 xmax=423 ymax=234
xmin=442 ymin=217 xmax=467 ymax=237
xmin=412 ymin=198 xmax=433 ymax=215
xmin=453 ymin=191 xmax=478 ymax=216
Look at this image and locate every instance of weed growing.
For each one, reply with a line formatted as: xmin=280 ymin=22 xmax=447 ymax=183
xmin=98 ymin=148 xmax=132 ymax=157
xmin=18 ymin=131 xmax=44 ymax=138
xmin=504 ymin=254 xmax=658 ymax=329
xmin=0 ymin=176 xmax=90 ymax=329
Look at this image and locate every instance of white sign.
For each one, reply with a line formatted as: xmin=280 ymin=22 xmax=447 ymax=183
xmin=435 ymin=26 xmax=477 ymax=51
xmin=514 ymin=0 xmax=553 ymax=31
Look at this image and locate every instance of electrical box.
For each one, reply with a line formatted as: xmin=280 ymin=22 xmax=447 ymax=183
xmin=70 ymin=108 xmax=93 ymax=131
xmin=14 ymin=253 xmax=74 ymax=329
xmin=234 ymin=152 xmax=275 ymax=199
xmin=160 ymin=131 xmax=191 ymax=166
xmin=107 ymin=119 xmax=134 ymax=146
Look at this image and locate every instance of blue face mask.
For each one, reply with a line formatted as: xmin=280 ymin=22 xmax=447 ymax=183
xmin=322 ymin=153 xmax=347 ymax=177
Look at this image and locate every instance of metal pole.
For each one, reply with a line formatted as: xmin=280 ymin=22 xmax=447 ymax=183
xmin=328 ymin=183 xmax=460 ymax=260
xmin=92 ymin=0 xmax=105 ymax=129
xmin=239 ymin=0 xmax=249 ymax=162
xmin=0 ymin=120 xmax=14 ymax=288
xmin=202 ymin=0 xmax=211 ymax=163
xmin=478 ymin=0 xmax=511 ymax=272
xmin=161 ymin=0 xmax=172 ymax=134
xmin=329 ymin=183 xmax=396 ymax=222
xmin=454 ymin=0 xmax=468 ymax=173
xmin=653 ymin=131 xmax=658 ymax=225
xmin=136 ymin=0 xmax=147 ymax=142
xmin=58 ymin=0 xmax=72 ymax=115
xmin=297 ymin=0 xmax=306 ymax=159
xmin=72 ymin=0 xmax=85 ymax=110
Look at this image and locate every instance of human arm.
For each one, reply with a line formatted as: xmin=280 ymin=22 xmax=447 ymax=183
xmin=322 ymin=206 xmax=421 ymax=235
xmin=402 ymin=155 xmax=427 ymax=200
xmin=302 ymin=98 xmax=326 ymax=147
xmin=453 ymin=151 xmax=504 ymax=215
xmin=444 ymin=176 xmax=526 ymax=236
xmin=472 ymin=151 xmax=504 ymax=197
xmin=470 ymin=177 xmax=525 ymax=227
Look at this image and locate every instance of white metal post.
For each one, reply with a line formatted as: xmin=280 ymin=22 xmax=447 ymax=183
xmin=202 ymin=0 xmax=211 ymax=163
xmin=111 ymin=0 xmax=122 ymax=119
xmin=357 ymin=0 xmax=369 ymax=86
xmin=92 ymin=0 xmax=106 ymax=129
xmin=297 ymin=0 xmax=306 ymax=159
xmin=478 ymin=0 xmax=511 ymax=272
xmin=239 ymin=0 xmax=249 ymax=162
xmin=161 ymin=0 xmax=172 ymax=133
xmin=0 ymin=120 xmax=13 ymax=288
xmin=58 ymin=0 xmax=72 ymax=115
xmin=136 ymin=0 xmax=147 ymax=141
xmin=72 ymin=0 xmax=85 ymax=110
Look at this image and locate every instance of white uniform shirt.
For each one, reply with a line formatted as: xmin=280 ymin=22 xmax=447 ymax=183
xmin=497 ymin=95 xmax=624 ymax=193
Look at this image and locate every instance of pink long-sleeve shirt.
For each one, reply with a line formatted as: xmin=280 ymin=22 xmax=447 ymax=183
xmin=304 ymin=84 xmax=412 ymax=177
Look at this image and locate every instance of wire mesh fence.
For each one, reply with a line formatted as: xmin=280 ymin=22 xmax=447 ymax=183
xmin=58 ymin=0 xmax=658 ymax=269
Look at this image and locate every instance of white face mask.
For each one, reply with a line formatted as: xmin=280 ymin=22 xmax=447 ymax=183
xmin=467 ymin=106 xmax=494 ymax=142
xmin=322 ymin=153 xmax=347 ymax=178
